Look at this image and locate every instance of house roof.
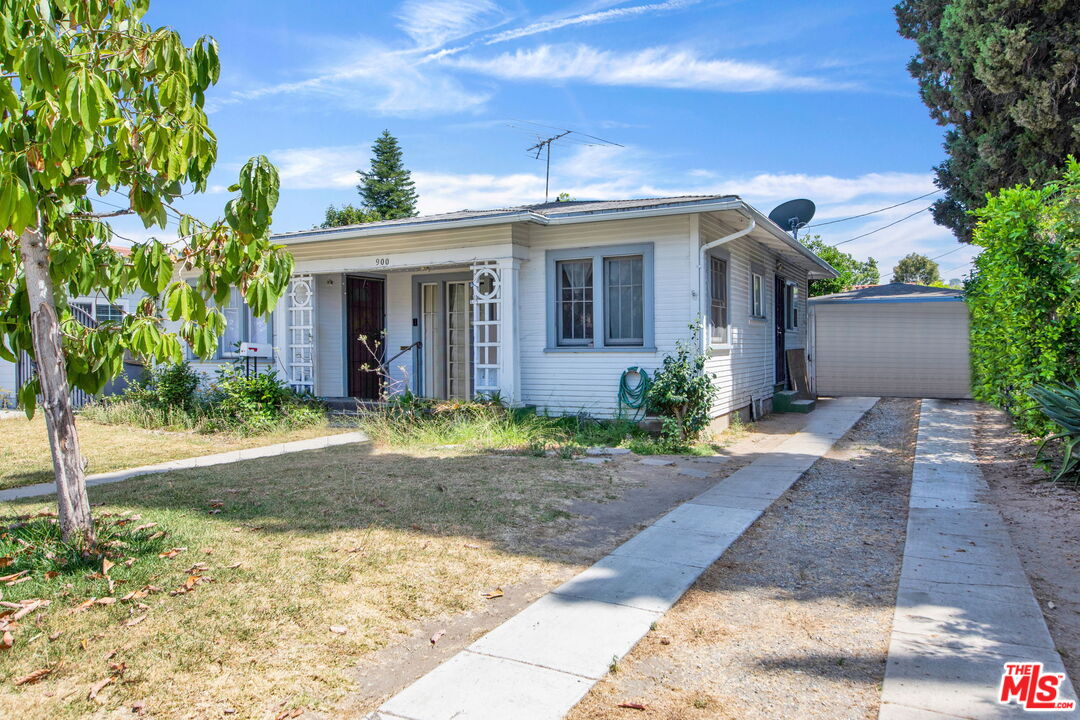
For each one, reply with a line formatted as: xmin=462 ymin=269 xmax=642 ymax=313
xmin=809 ymin=282 xmax=964 ymax=304
xmin=273 ymin=194 xmax=837 ymax=278
xmin=274 ymin=195 xmax=740 ymax=239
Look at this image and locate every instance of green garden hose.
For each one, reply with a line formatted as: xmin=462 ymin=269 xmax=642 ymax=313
xmin=617 ymin=367 xmax=651 ymax=421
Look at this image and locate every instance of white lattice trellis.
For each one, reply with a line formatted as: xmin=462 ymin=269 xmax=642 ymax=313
xmin=287 ymin=274 xmax=316 ymax=393
xmin=471 ymin=263 xmax=501 ymax=396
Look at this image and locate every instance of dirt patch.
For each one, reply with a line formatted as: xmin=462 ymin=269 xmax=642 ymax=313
xmin=339 ymin=407 xmax=827 ymax=715
xmin=975 ymin=406 xmax=1080 ymax=681
xmin=567 ymin=397 xmax=919 ymax=720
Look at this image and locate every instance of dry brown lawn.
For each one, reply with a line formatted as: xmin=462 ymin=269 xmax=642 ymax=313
xmin=0 ymin=442 xmax=631 ymax=719
xmin=0 ymin=415 xmax=334 ymax=490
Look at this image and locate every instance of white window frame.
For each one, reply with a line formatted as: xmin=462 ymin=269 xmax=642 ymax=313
xmin=785 ymin=282 xmax=800 ymax=330
xmin=218 ymin=289 xmax=273 ymax=359
xmin=750 ymin=272 xmax=765 ymax=318
xmin=708 ymin=253 xmax=730 ymax=346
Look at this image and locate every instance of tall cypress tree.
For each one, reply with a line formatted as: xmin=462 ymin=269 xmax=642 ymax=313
xmin=358 ymin=130 xmax=418 ymax=220
xmin=895 ymin=0 xmax=1080 ymax=242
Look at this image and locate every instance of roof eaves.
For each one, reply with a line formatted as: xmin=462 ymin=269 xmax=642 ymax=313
xmin=738 ymin=204 xmax=839 ymax=279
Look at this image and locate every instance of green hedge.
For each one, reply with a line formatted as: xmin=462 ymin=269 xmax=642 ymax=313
xmin=967 ymin=157 xmax=1080 ymax=435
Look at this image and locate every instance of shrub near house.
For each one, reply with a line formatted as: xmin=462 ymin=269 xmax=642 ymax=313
xmin=82 ymin=361 xmax=325 ymax=434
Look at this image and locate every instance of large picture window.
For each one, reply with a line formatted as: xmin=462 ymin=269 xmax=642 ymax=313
xmin=709 ymin=255 xmax=729 ymax=345
xmin=547 ymin=244 xmax=654 ymax=351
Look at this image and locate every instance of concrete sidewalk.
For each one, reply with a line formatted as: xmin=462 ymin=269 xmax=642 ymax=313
xmin=367 ymin=396 xmax=880 ymax=720
xmin=0 ymin=430 xmax=369 ymax=502
xmin=879 ymin=400 xmax=1078 ymax=719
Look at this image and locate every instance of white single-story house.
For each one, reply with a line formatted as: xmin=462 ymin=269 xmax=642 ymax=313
xmin=808 ymin=282 xmax=971 ymax=399
xmin=189 ymin=195 xmax=837 ymax=424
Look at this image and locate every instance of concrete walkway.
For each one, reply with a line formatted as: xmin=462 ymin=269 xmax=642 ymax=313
xmin=879 ymin=400 xmax=1077 ymax=719
xmin=0 ymin=430 xmax=369 ymax=502
xmin=367 ymin=396 xmax=880 ymax=720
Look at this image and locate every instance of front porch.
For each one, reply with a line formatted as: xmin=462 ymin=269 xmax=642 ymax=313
xmin=275 ymin=261 xmax=522 ymax=406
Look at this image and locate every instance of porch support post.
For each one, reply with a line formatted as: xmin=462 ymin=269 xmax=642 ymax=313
xmin=497 ymin=258 xmax=521 ymax=405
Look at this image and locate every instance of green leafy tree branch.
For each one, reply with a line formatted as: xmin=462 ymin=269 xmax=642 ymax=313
xmin=0 ymin=0 xmax=292 ymax=542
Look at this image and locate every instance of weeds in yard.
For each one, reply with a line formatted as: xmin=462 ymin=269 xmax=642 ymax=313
xmin=356 ymin=397 xmax=718 ymax=456
xmin=81 ymin=361 xmax=326 ymax=436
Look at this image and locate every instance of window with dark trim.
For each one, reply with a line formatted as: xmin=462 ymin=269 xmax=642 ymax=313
xmin=709 ymin=255 xmax=728 ymax=344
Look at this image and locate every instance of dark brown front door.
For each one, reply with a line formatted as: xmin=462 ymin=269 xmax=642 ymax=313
xmin=347 ymin=276 xmax=385 ymax=400
xmin=774 ymin=275 xmax=787 ymax=385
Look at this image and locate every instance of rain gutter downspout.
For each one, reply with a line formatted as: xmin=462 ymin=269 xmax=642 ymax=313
xmin=698 ymin=215 xmax=756 ymax=356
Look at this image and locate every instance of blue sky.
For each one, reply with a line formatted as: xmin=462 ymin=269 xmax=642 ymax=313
xmin=118 ymin=0 xmax=978 ymax=281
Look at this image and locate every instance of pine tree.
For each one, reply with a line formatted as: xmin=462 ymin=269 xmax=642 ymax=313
xmin=357 ymin=130 xmax=418 ymax=220
xmin=895 ymin=0 xmax=1080 ymax=242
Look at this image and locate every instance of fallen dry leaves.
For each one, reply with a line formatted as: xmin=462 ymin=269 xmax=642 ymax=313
xmin=158 ymin=547 xmax=186 ymax=559
xmin=480 ymin=588 xmax=504 ymax=600
xmin=617 ymin=702 xmax=647 ymax=711
xmin=13 ymin=666 xmax=52 ymax=685
xmin=430 ymin=629 xmax=446 ymax=646
xmin=328 ymin=626 xmax=348 ymax=635
xmin=88 ymin=675 xmax=114 ymax=702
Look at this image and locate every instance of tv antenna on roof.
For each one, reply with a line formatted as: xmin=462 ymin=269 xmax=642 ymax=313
xmin=768 ymin=198 xmax=816 ymax=240
xmin=509 ymin=120 xmax=623 ymax=203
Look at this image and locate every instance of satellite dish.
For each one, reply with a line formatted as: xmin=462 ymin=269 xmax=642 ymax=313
xmin=768 ymin=199 xmax=816 ymax=239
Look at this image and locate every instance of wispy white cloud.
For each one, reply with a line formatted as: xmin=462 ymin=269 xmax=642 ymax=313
xmin=268 ymin=144 xmax=370 ymax=190
xmin=396 ymin=0 xmax=507 ymax=51
xmin=449 ymin=44 xmax=852 ymax=92
xmin=482 ymin=0 xmax=700 ymax=45
xmin=228 ymin=41 xmax=490 ymax=116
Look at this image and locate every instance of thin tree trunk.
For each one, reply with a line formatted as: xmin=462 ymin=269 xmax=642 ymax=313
xmin=19 ymin=228 xmax=94 ymax=544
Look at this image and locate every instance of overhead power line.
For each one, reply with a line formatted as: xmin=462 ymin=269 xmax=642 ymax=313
xmin=807 ymin=189 xmax=942 ymax=228
xmin=833 ymin=205 xmax=932 ymax=246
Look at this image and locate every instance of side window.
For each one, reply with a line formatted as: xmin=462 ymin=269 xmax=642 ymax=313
xmin=750 ymin=272 xmax=764 ymax=317
xmin=709 ymin=255 xmax=728 ymax=344
xmin=785 ymin=283 xmax=799 ymax=330
xmin=95 ymin=302 xmax=124 ymax=324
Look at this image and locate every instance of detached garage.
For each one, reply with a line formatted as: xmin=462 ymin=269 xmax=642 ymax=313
xmin=808 ymin=283 xmax=971 ymax=399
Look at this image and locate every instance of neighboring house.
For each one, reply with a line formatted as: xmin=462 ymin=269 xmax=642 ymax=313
xmin=0 ymin=290 xmax=145 ymax=408
xmin=196 ymin=195 xmax=837 ymax=425
xmin=808 ymin=282 xmax=971 ymax=399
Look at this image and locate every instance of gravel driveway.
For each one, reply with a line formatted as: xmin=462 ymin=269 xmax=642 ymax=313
xmin=566 ymin=397 xmax=918 ymax=720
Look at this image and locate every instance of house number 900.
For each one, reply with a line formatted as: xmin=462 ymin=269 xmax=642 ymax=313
xmin=374 ymin=258 xmax=391 ymax=266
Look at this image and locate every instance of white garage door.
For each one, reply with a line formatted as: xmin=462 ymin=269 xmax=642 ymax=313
xmin=813 ymin=302 xmax=971 ymax=398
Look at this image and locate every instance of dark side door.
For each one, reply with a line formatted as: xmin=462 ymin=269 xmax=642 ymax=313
xmin=346 ymin=276 xmax=385 ymax=400
xmin=774 ymin=275 xmax=787 ymax=386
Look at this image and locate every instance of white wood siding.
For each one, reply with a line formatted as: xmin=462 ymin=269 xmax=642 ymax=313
xmin=697 ymin=215 xmax=812 ymax=417
xmin=519 ymin=216 xmax=695 ymax=417
xmin=813 ymin=301 xmax=971 ymax=398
